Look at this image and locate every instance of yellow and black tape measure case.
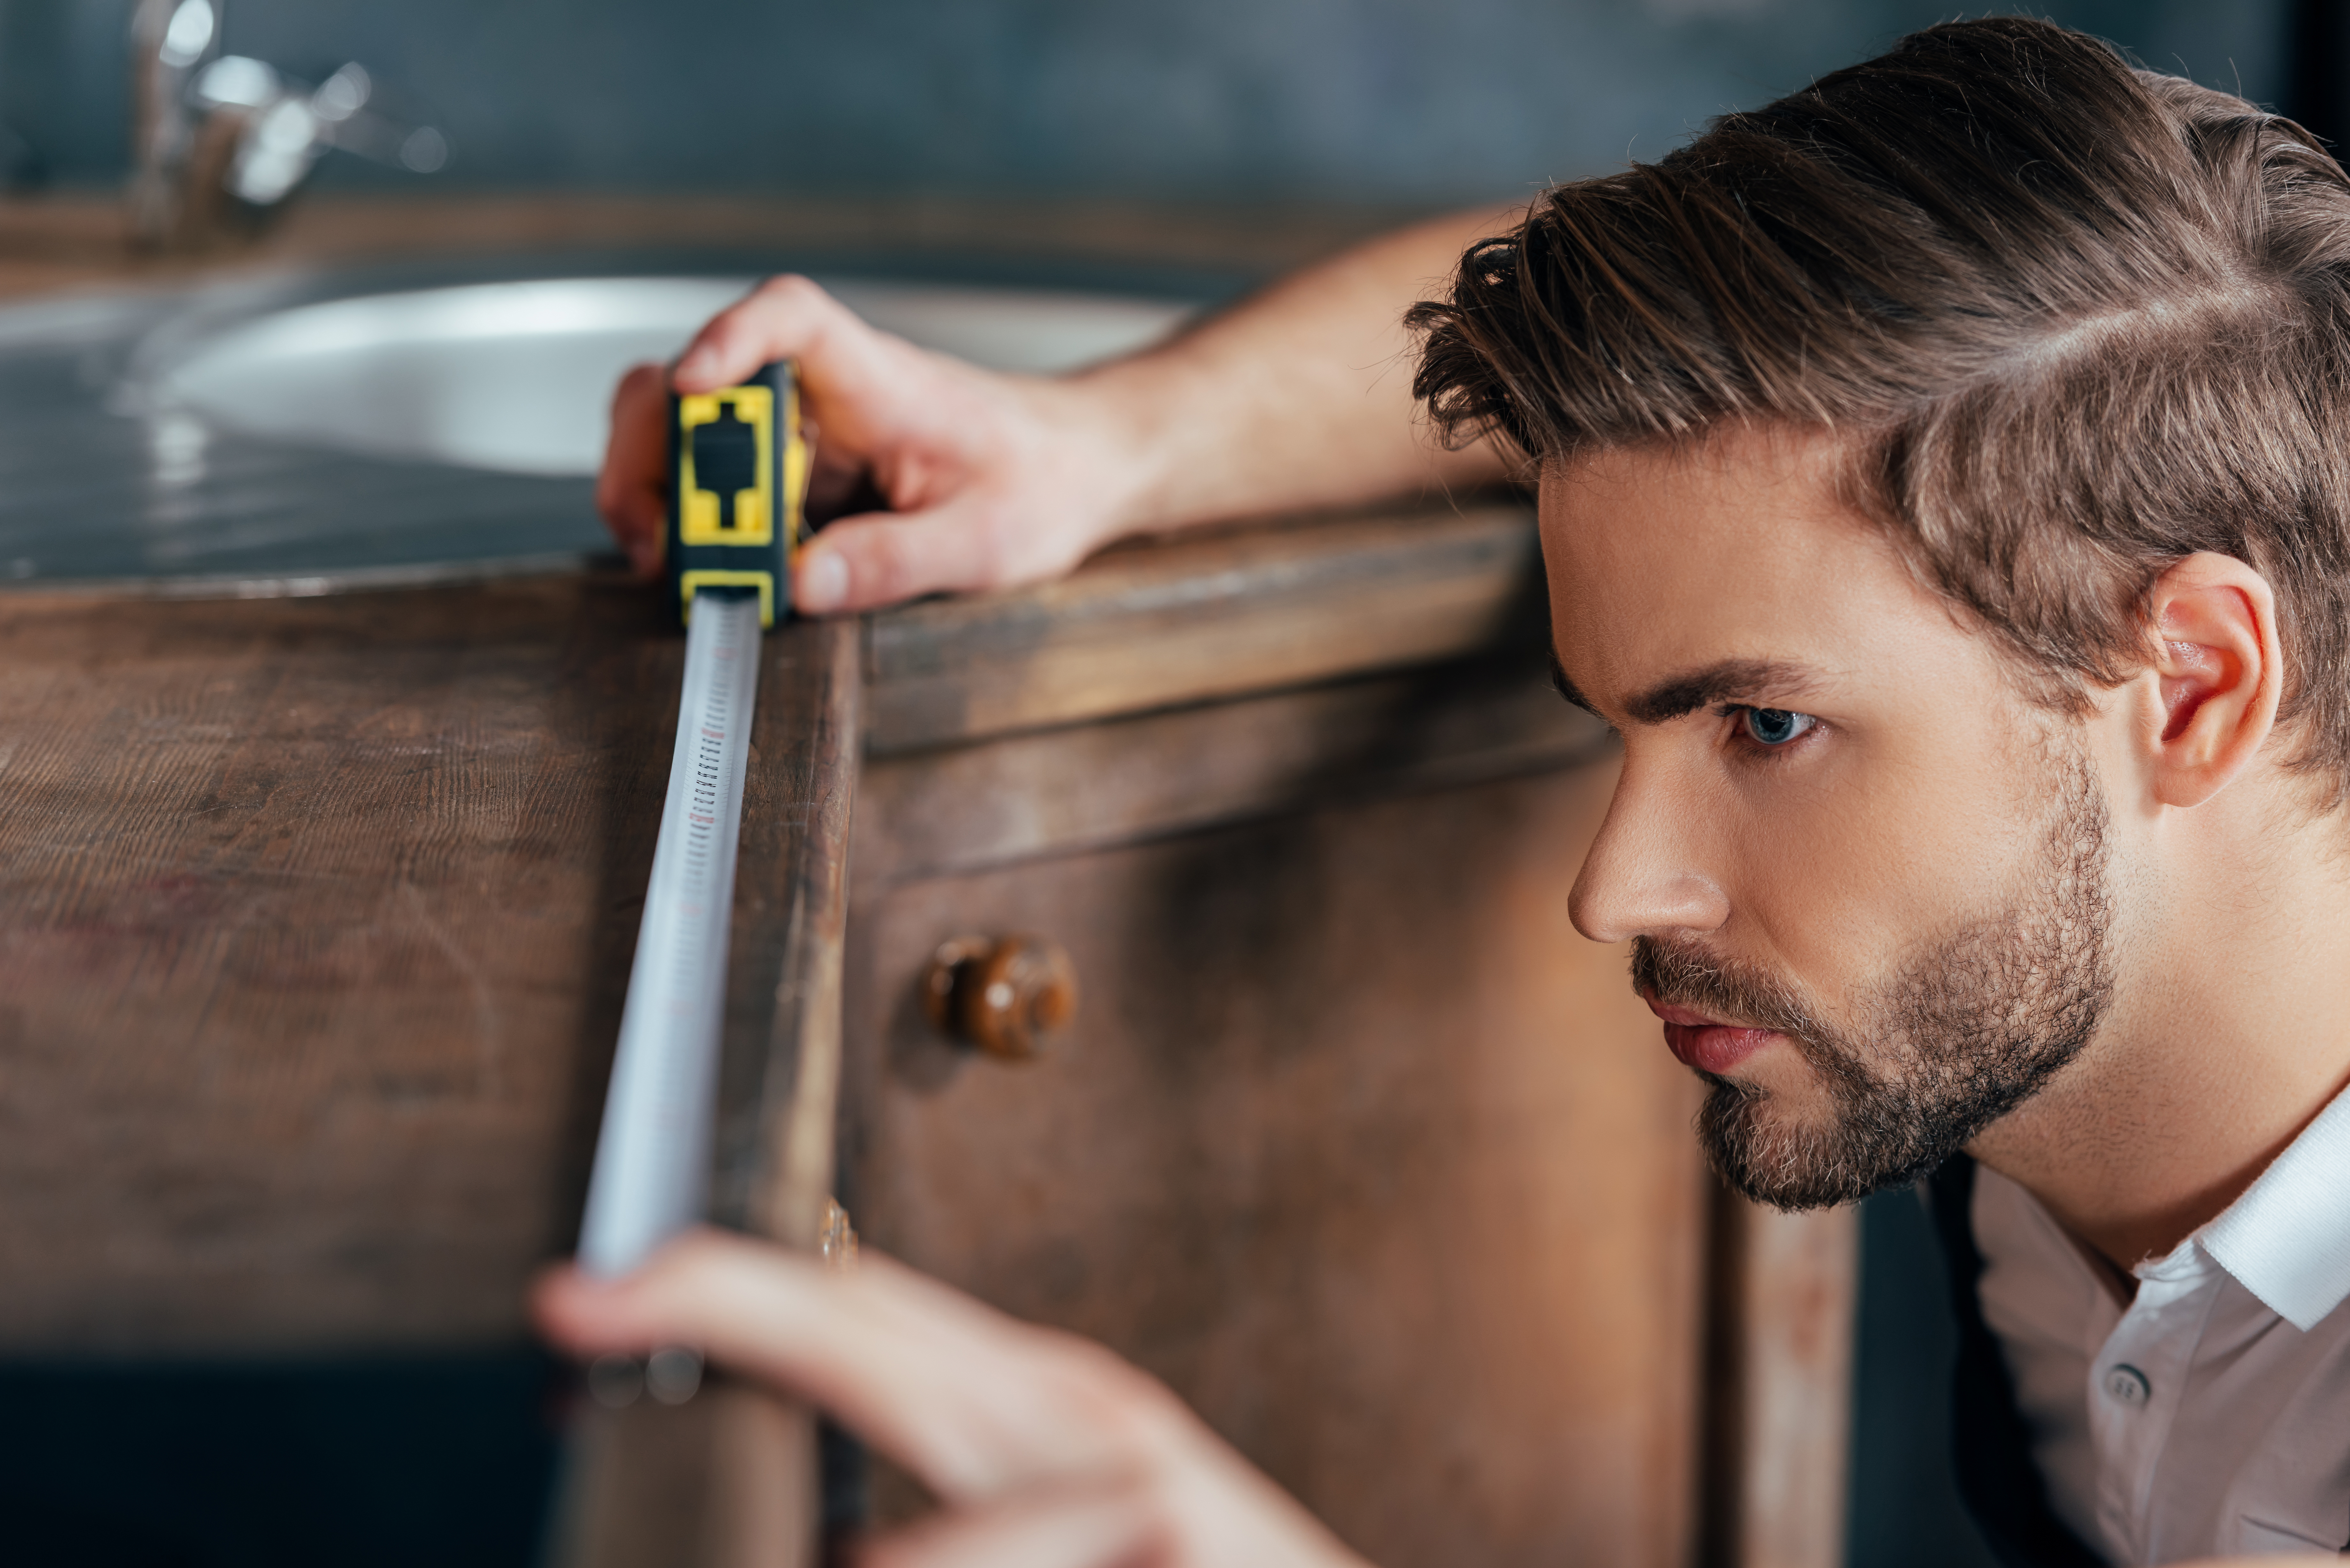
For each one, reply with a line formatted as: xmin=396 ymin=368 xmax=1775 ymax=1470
xmin=667 ymin=359 xmax=808 ymax=628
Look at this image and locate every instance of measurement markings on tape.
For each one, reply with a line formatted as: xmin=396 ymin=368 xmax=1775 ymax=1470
xmin=578 ymin=589 xmax=763 ymax=1278
xmin=576 ymin=358 xmax=800 ymax=1283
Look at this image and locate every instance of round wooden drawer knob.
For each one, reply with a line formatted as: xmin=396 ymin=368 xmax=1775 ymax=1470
xmin=921 ymin=934 xmax=1078 ymax=1060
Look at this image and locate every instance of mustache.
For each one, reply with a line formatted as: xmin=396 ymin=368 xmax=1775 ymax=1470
xmin=1631 ymin=936 xmax=1825 ymax=1041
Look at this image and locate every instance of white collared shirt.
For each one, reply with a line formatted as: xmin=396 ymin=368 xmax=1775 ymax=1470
xmin=1972 ymin=1084 xmax=2350 ymax=1564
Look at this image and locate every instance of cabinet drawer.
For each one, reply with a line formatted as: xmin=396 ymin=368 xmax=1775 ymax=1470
xmin=846 ymin=749 xmax=1709 ymax=1568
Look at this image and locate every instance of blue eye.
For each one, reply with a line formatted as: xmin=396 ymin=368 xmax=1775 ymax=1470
xmin=1742 ymin=707 xmax=1817 ymax=746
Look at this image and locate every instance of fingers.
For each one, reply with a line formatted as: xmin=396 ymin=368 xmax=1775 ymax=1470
xmin=794 ymin=508 xmax=1013 ymax=615
xmin=794 ymin=488 xmax=1097 ymax=615
xmin=533 ymin=1231 xmax=1183 ymax=1503
xmin=536 ymin=1232 xmax=1371 ymax=1568
xmin=598 ymin=275 xmax=913 ymax=582
xmin=855 ymin=1474 xmax=1164 ymax=1568
xmin=596 ymin=272 xmax=1129 ymax=615
xmin=672 ymin=274 xmax=905 ymax=406
xmin=596 ymin=363 xmax=670 ymax=578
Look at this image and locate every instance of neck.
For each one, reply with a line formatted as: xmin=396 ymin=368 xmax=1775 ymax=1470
xmin=1968 ymin=779 xmax=2350 ymax=1272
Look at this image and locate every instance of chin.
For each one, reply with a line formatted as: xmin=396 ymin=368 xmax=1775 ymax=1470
xmin=1697 ymin=1076 xmax=1888 ymax=1212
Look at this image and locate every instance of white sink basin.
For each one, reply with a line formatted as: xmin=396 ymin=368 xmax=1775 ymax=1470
xmin=152 ymin=275 xmax=1193 ymax=478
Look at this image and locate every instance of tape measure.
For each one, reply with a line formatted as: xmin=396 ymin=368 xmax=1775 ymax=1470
xmin=577 ymin=360 xmax=807 ymax=1278
xmin=668 ymin=359 xmax=806 ymax=631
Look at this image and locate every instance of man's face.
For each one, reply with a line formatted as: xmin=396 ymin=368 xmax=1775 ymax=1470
xmin=1543 ymin=425 xmax=2116 ymax=1209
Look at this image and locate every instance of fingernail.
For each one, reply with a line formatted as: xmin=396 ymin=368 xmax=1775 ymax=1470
xmin=798 ymin=550 xmax=848 ymax=612
xmin=674 ymin=350 xmax=712 ymax=382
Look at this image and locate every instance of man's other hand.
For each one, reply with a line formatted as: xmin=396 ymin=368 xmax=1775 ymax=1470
xmin=596 ymin=275 xmax=1140 ymax=616
xmin=534 ymin=1230 xmax=1368 ymax=1568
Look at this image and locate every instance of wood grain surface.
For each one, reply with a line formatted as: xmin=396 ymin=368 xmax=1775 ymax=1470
xmin=857 ymin=652 xmax=1609 ymax=886
xmin=1706 ymin=1201 xmax=1857 ymax=1568
xmin=0 ymin=571 xmax=849 ymax=1352
xmin=863 ymin=502 xmax=1544 ymax=752
xmin=845 ymin=757 xmax=1712 ymax=1568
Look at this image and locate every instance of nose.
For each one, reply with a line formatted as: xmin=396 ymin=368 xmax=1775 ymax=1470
xmin=1569 ymin=763 xmax=1731 ymax=944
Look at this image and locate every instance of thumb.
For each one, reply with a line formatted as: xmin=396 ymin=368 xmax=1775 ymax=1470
xmin=796 ymin=501 xmax=1072 ymax=615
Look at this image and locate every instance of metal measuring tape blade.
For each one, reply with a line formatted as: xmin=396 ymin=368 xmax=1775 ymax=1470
xmin=576 ymin=359 xmax=806 ymax=1278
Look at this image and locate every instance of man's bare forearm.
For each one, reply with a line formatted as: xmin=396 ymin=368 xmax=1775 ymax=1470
xmin=1065 ymin=206 xmax=1523 ymax=538
xmin=601 ymin=206 xmax=1526 ymax=613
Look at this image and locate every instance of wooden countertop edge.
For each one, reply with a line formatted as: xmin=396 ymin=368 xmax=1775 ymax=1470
xmin=707 ymin=617 xmax=862 ymax=1255
xmin=862 ymin=497 xmax=1546 ymax=751
xmin=749 ymin=617 xmax=860 ymax=1253
xmin=2 ymin=496 xmax=1545 ymax=753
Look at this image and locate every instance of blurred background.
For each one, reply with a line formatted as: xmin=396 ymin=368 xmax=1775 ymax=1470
xmin=0 ymin=0 xmax=2319 ymax=207
xmin=0 ymin=3 xmax=2326 ymax=1566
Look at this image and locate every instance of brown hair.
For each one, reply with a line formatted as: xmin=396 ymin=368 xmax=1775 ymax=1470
xmin=1410 ymin=16 xmax=2350 ymax=806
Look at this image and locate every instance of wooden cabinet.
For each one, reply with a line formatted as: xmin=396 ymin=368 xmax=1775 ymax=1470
xmin=0 ymin=502 xmax=1852 ymax=1566
xmin=0 ymin=578 xmax=850 ymax=1353
xmin=853 ymin=767 xmax=1709 ymax=1566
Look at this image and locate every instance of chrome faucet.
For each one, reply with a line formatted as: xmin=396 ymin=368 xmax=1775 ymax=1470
xmin=129 ymin=0 xmax=446 ymax=250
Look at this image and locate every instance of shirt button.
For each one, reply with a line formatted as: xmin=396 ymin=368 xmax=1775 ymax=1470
xmin=2103 ymin=1364 xmax=2151 ymax=1407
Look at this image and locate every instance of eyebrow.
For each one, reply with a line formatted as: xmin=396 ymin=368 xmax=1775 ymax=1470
xmin=1547 ymin=652 xmax=1823 ymax=726
xmin=1547 ymin=650 xmax=1600 ymax=716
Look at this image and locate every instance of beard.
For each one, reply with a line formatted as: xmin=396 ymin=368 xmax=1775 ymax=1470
xmin=1634 ymin=741 xmax=2116 ymax=1211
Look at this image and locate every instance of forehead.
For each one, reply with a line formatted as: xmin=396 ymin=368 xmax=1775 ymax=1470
xmin=1539 ymin=425 xmax=1970 ymax=712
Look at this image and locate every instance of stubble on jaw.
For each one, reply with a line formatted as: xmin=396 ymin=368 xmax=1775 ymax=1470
xmin=1634 ymin=740 xmax=2118 ymax=1212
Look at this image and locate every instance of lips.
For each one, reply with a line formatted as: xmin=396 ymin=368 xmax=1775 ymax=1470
xmin=1643 ymin=996 xmax=1781 ymax=1075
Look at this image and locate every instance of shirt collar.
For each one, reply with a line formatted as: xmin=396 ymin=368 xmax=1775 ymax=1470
xmin=2197 ymin=1078 xmax=2350 ymax=1331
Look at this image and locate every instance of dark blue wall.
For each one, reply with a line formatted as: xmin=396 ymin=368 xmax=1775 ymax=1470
xmin=0 ymin=0 xmax=2293 ymax=202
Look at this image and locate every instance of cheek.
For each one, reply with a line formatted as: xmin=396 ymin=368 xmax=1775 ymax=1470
xmin=1717 ymin=735 xmax=2048 ymax=980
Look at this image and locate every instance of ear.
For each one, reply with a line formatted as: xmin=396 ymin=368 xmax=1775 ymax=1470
xmin=2138 ymin=552 xmax=2283 ymax=809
